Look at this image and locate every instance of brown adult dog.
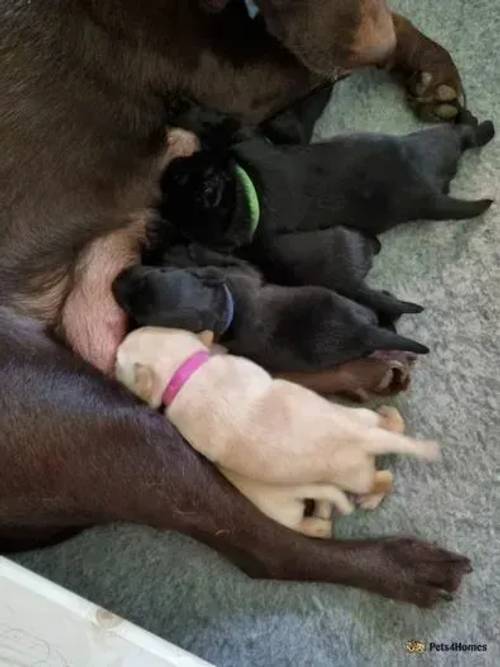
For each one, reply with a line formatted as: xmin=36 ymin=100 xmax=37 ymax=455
xmin=0 ymin=0 xmax=471 ymax=606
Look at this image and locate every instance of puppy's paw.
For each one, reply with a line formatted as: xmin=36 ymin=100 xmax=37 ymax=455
xmin=377 ymin=406 xmax=405 ymax=433
xmin=314 ymin=499 xmax=333 ymax=520
xmin=298 ymin=517 xmax=333 ymax=540
xmin=356 ymin=470 xmax=394 ymax=510
xmin=357 ymin=493 xmax=385 ymax=511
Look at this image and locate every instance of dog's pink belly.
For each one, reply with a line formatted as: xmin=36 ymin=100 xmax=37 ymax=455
xmin=60 ymin=128 xmax=200 ymax=375
xmin=61 ymin=223 xmax=144 ymax=375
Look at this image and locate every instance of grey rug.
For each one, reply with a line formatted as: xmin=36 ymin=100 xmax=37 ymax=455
xmin=14 ymin=0 xmax=500 ymax=664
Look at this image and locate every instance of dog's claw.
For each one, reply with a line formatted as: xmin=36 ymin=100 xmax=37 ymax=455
xmin=373 ymin=538 xmax=472 ymax=607
xmin=440 ymin=591 xmax=454 ymax=602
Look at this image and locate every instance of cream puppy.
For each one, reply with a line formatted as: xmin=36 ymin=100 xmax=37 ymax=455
xmin=221 ymin=469 xmax=355 ymax=539
xmin=221 ymin=468 xmax=394 ymax=539
xmin=116 ymin=327 xmax=438 ymax=535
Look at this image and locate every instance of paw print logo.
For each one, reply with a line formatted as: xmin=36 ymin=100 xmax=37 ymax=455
xmin=406 ymin=640 xmax=426 ymax=654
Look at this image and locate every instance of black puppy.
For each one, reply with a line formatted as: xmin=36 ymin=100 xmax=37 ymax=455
xmin=161 ymin=111 xmax=494 ymax=314
xmin=163 ymin=114 xmax=494 ymax=245
xmin=113 ymin=245 xmax=428 ymax=373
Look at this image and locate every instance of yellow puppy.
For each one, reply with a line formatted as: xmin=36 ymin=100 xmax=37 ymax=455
xmin=116 ymin=327 xmax=438 ymax=536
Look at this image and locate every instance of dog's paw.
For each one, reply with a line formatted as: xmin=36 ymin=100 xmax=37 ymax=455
xmin=377 ymin=406 xmax=405 ymax=433
xmin=373 ymin=538 xmax=472 ymax=607
xmin=369 ymin=350 xmax=416 ymax=396
xmin=407 ymin=67 xmax=463 ymax=122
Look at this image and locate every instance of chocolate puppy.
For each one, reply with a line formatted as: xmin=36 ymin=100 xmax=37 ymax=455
xmin=113 ymin=246 xmax=428 ymax=373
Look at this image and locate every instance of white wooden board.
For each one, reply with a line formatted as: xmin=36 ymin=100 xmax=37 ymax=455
xmin=0 ymin=557 xmax=213 ymax=666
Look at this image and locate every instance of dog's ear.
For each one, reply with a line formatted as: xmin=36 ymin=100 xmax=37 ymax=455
xmin=198 ymin=330 xmax=215 ymax=347
xmin=199 ymin=0 xmax=231 ymax=12
xmin=132 ymin=363 xmax=155 ymax=404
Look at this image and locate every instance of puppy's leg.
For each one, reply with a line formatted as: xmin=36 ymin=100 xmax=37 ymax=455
xmin=360 ymin=430 xmax=439 ymax=462
xmin=309 ymin=486 xmax=354 ymax=518
xmin=357 ymin=470 xmax=394 ymax=511
xmin=334 ymin=405 xmax=382 ymax=429
xmin=297 ymin=517 xmax=333 ymax=539
xmin=377 ymin=406 xmax=405 ymax=434
xmin=327 ymin=404 xmax=405 ymax=434
xmin=315 ymin=500 xmax=333 ymax=520
xmin=261 ymin=83 xmax=334 ymax=145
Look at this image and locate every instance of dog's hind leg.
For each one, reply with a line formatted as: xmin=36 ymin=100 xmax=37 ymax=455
xmin=0 ymin=310 xmax=472 ymax=607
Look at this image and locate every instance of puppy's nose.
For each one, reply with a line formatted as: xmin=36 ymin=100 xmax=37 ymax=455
xmin=350 ymin=0 xmax=396 ymax=66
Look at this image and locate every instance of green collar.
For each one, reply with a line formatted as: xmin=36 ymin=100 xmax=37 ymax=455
xmin=235 ymin=164 xmax=260 ymax=237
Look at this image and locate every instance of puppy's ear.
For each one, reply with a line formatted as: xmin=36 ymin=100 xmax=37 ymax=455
xmin=199 ymin=0 xmax=230 ymax=12
xmin=132 ymin=363 xmax=155 ymax=404
xmin=198 ymin=330 xmax=215 ymax=347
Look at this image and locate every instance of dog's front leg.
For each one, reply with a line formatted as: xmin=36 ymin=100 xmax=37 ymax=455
xmin=386 ymin=13 xmax=464 ymax=121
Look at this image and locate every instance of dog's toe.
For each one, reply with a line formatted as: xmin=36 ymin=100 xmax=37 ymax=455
xmin=407 ymin=69 xmax=463 ymax=122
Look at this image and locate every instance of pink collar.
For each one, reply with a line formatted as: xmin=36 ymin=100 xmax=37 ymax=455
xmin=162 ymin=351 xmax=210 ymax=407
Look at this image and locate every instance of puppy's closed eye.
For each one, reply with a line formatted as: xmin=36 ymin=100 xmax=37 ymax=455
xmin=200 ymin=179 xmax=223 ymax=208
xmin=173 ymin=172 xmax=191 ymax=188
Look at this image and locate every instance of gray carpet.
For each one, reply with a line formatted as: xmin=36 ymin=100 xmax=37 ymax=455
xmin=13 ymin=0 xmax=500 ymax=664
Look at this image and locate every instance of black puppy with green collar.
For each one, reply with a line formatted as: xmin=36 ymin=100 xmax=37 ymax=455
xmin=161 ymin=104 xmax=494 ymax=314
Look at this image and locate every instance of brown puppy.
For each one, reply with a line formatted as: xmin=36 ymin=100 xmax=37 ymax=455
xmin=0 ymin=0 xmax=470 ymax=607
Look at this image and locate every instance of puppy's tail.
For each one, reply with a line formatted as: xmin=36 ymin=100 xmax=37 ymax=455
xmin=362 ymin=430 xmax=440 ymax=462
xmin=423 ymin=194 xmax=493 ymax=221
xmin=366 ymin=327 xmax=429 ymax=355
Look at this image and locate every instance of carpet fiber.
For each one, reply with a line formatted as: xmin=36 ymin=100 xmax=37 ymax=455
xmin=14 ymin=0 xmax=500 ymax=664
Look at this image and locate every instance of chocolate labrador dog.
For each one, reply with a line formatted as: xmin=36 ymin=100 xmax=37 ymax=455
xmin=0 ymin=0 xmax=471 ymax=606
